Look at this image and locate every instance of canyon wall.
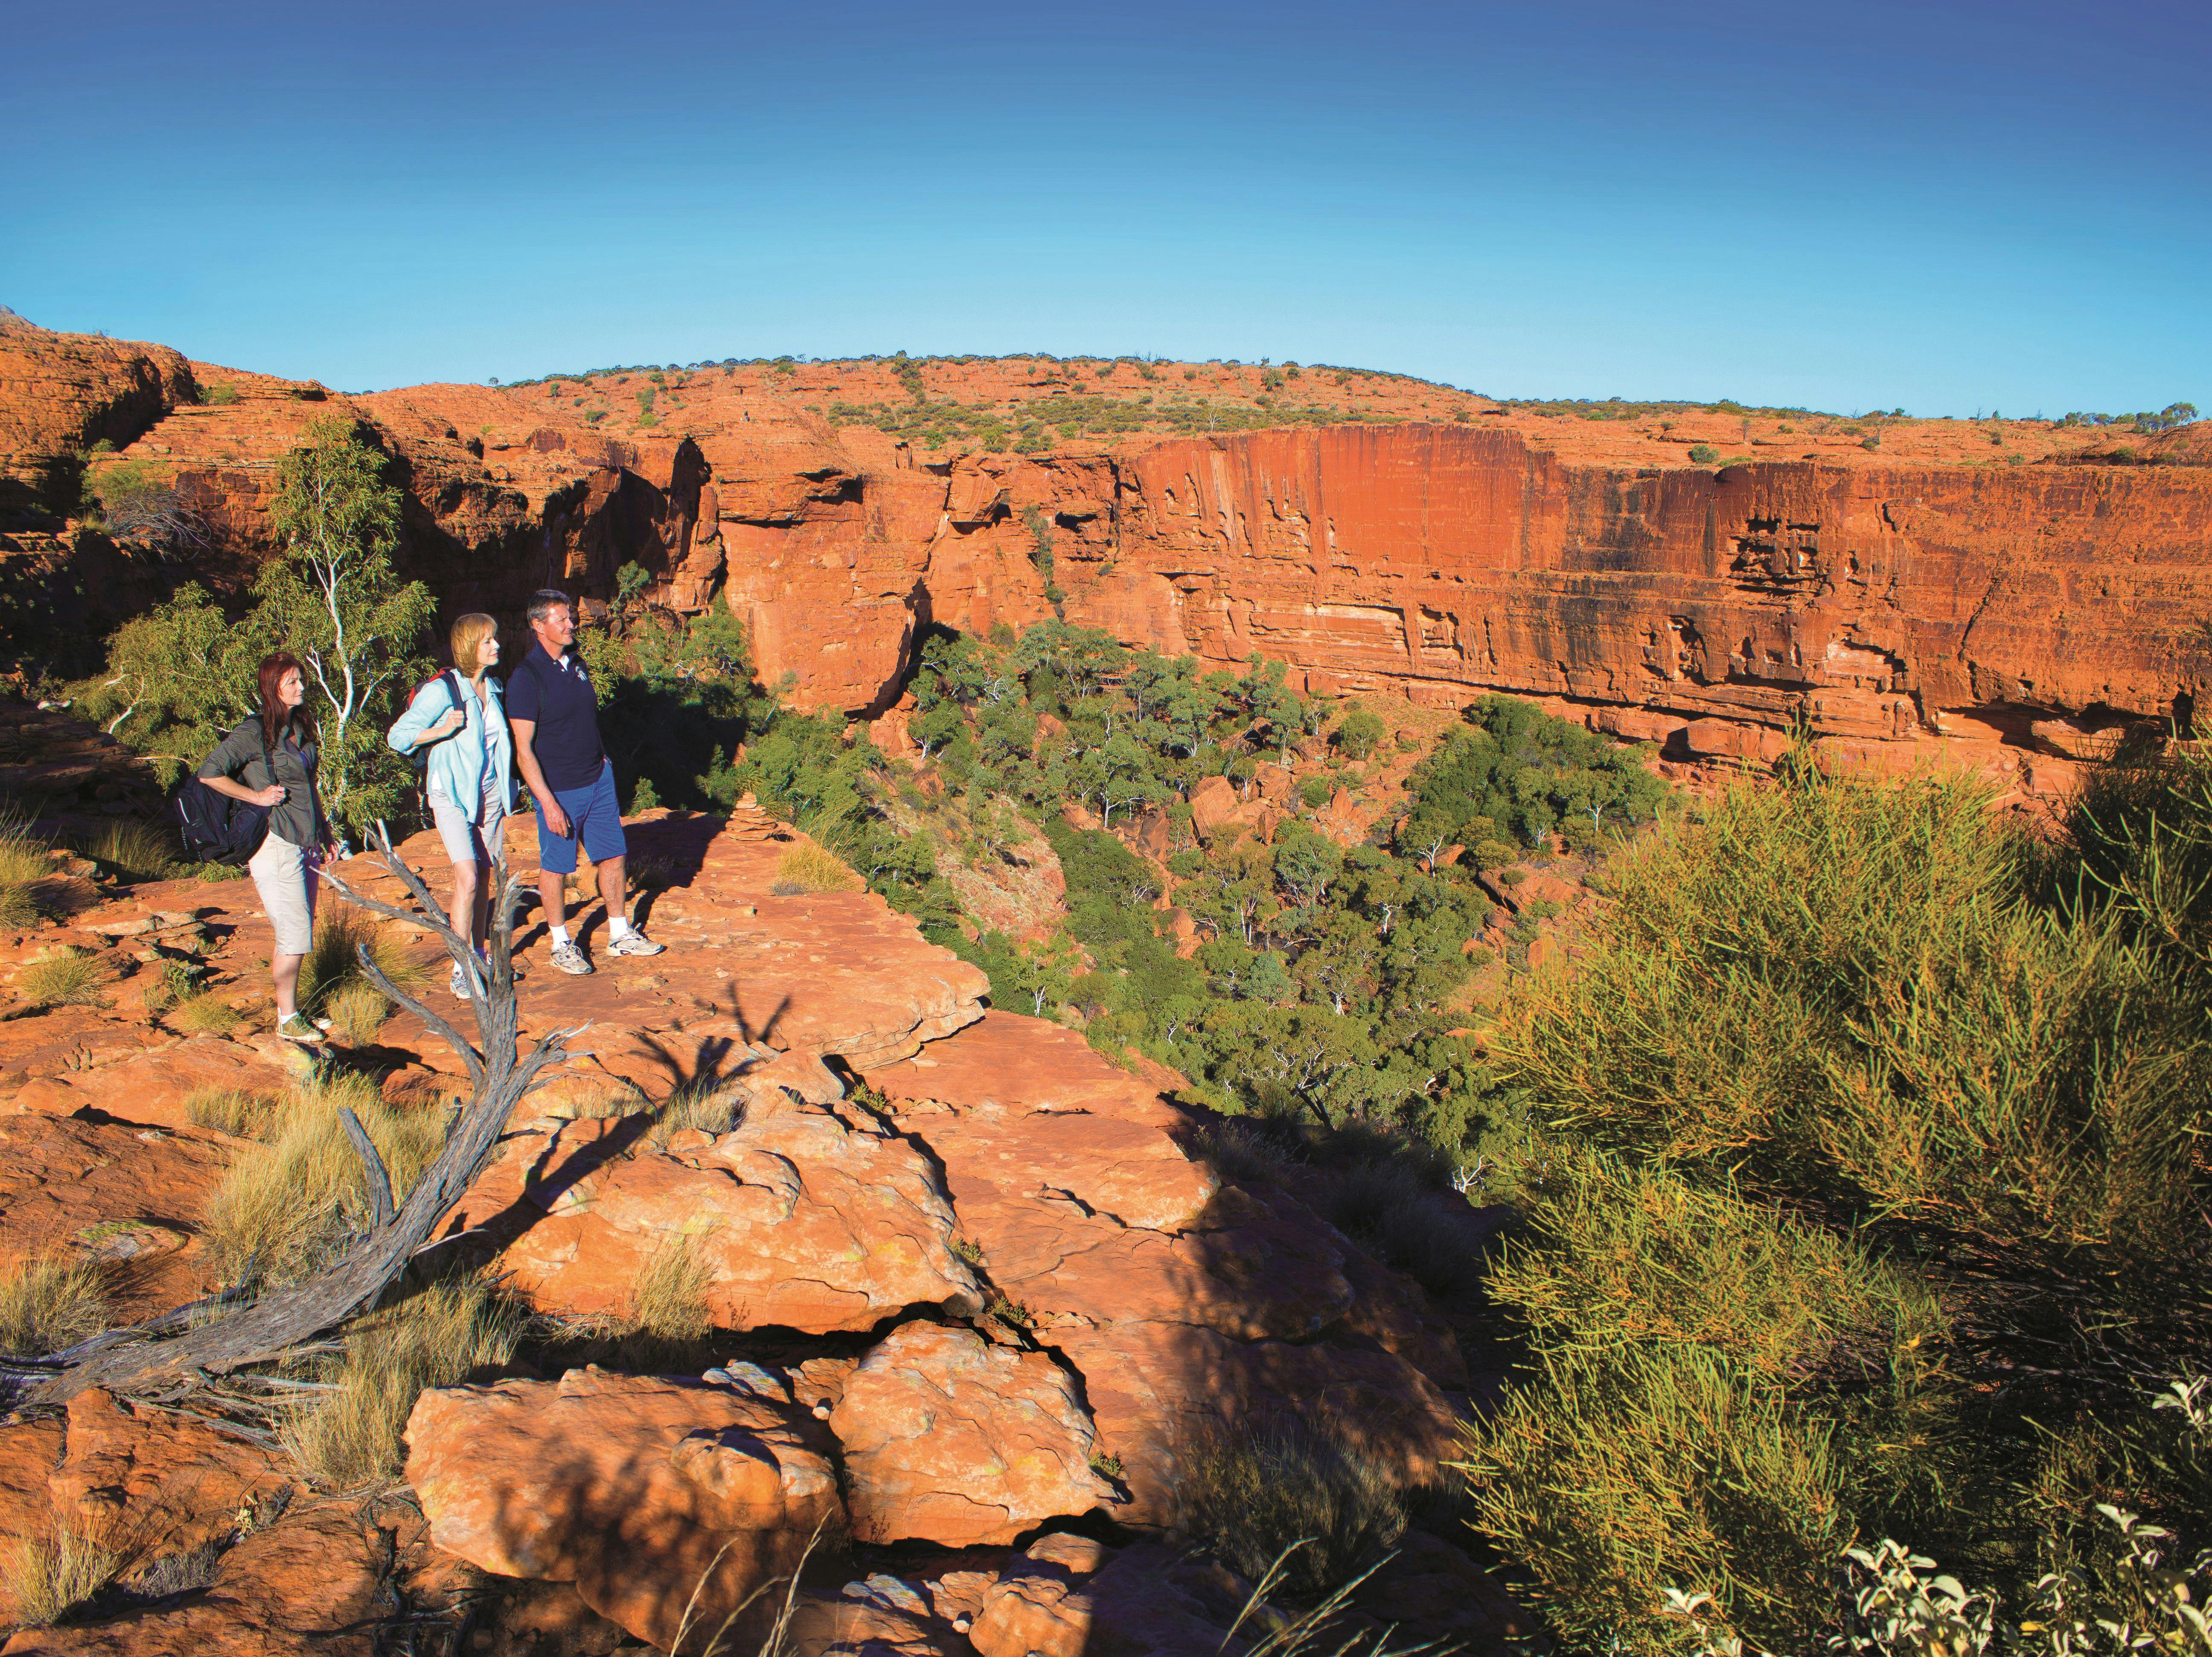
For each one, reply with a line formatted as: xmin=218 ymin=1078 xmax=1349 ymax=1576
xmin=9 ymin=310 xmax=2209 ymax=769
xmin=1066 ymin=424 xmax=2212 ymax=744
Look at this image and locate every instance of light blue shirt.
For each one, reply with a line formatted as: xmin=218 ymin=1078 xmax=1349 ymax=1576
xmin=386 ymin=671 xmax=514 ymax=821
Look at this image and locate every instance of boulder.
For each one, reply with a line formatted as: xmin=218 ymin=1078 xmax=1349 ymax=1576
xmin=405 ymin=1368 xmax=839 ymax=1650
xmin=447 ymin=1096 xmax=982 ymax=1334
xmin=831 ymin=1323 xmax=1113 ymax=1547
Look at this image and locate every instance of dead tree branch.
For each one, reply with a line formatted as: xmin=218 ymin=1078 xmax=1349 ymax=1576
xmin=32 ymin=831 xmax=584 ymax=1404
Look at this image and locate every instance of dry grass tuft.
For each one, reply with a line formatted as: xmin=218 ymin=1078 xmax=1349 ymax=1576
xmin=184 ymin=1087 xmax=280 ymax=1139
xmin=320 ymin=980 xmax=392 ymax=1045
xmin=770 ymin=843 xmax=862 ymax=895
xmin=280 ymin=1275 xmax=523 ymax=1490
xmin=0 ymin=1256 xmax=110 ymax=1357
xmin=1 ymin=1526 xmax=125 ymax=1628
xmin=170 ymin=992 xmax=242 ymax=1036
xmin=630 ymin=1232 xmax=715 ymax=1343
xmin=17 ymin=950 xmax=116 ymax=1008
xmin=0 ymin=817 xmax=57 ymax=929
xmin=297 ymin=907 xmax=428 ymax=1021
xmin=73 ymin=819 xmax=184 ymax=884
xmin=203 ymin=1073 xmax=445 ymax=1289
xmin=1180 ymin=1419 xmax=1407 ymax=1603
xmin=645 ymin=1078 xmax=747 ymax=1149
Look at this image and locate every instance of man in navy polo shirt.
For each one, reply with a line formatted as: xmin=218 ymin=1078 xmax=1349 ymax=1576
xmin=507 ymin=588 xmax=665 ymax=975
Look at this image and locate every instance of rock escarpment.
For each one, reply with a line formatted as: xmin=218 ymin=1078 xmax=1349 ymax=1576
xmin=7 ymin=304 xmax=2199 ymax=770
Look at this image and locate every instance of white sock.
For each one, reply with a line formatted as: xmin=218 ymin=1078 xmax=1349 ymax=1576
xmin=550 ymin=924 xmax=571 ymax=947
xmin=610 ymin=916 xmax=635 ymax=939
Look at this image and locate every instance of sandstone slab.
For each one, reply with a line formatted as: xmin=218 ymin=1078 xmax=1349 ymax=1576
xmin=4 ymin=1040 xmax=294 ymax=1132
xmin=0 ymin=1500 xmax=390 ymax=1657
xmin=0 ymin=1115 xmax=239 ymax=1326
xmin=445 ymin=1095 xmax=980 ymax=1333
xmin=405 ymin=1368 xmax=838 ymax=1649
xmin=1051 ymin=1322 xmax=1460 ymax=1529
xmin=830 ymin=1322 xmax=1112 ymax=1547
xmin=45 ymin=1388 xmax=291 ymax=1560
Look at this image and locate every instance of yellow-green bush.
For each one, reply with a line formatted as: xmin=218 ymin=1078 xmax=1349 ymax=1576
xmin=296 ymin=907 xmax=428 ymax=1020
xmin=1462 ymin=760 xmax=2212 ymax=1654
xmin=17 ymin=950 xmax=115 ymax=1008
xmin=0 ymin=1256 xmax=109 ymax=1357
xmin=770 ymin=843 xmax=862 ymax=895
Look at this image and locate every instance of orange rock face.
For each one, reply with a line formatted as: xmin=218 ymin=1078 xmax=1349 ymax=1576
xmin=17 ymin=310 xmax=2209 ymax=765
xmin=404 ymin=1369 xmax=839 ymax=1650
xmin=829 ymin=1322 xmax=1113 ymax=1547
xmin=0 ymin=309 xmax=198 ymax=514
xmin=448 ymin=1096 xmax=984 ymax=1334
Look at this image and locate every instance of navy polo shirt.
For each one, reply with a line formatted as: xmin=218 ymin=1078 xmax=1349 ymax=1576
xmin=507 ymin=643 xmax=606 ymax=790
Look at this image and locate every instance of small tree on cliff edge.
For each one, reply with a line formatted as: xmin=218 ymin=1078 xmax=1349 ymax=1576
xmin=261 ymin=418 xmax=434 ymax=834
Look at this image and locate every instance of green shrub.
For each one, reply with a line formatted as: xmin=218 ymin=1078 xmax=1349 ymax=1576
xmin=1298 ymin=775 xmax=1333 ymax=810
xmin=1688 ymin=443 xmax=1720 ymax=464
xmin=1334 ymin=705 xmax=1386 ymax=760
xmin=1462 ymin=761 xmax=2212 ymax=1653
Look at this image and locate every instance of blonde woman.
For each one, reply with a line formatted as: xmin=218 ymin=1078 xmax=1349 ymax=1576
xmin=387 ymin=613 xmax=514 ymax=997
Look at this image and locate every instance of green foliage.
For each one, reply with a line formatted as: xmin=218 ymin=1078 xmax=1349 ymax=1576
xmin=1688 ymin=442 xmax=1720 ymax=464
xmin=1461 ymin=762 xmax=2212 ymax=1654
xmin=1333 ymin=704 xmax=1386 ymax=760
xmin=81 ymin=422 xmax=434 ymax=834
xmin=1397 ymin=693 xmax=1665 ymax=860
xmin=76 ymin=584 xmax=256 ymax=788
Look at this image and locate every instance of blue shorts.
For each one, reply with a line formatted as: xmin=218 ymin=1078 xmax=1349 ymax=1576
xmin=534 ymin=760 xmax=626 ymax=875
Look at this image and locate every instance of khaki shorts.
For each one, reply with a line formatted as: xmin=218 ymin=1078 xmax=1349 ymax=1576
xmin=247 ymin=834 xmax=320 ymax=956
xmin=429 ymin=774 xmax=508 ymax=869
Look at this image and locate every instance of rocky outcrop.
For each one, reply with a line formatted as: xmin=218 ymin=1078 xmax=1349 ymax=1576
xmin=405 ymin=1369 xmax=839 ymax=1650
xmin=445 ymin=1097 xmax=984 ymax=1333
xmin=830 ymin=1323 xmax=1113 ymax=1547
xmin=18 ymin=314 xmax=2209 ymax=763
xmin=0 ymin=311 xmax=198 ymax=516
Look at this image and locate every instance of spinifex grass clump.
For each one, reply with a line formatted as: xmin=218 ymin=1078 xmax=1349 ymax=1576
xmin=203 ymin=1073 xmax=445 ymax=1290
xmin=1459 ymin=759 xmax=2212 ymax=1655
xmin=280 ymin=1274 xmax=522 ymax=1489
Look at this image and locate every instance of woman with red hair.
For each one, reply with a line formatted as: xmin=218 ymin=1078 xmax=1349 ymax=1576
xmin=196 ymin=651 xmax=333 ymax=1042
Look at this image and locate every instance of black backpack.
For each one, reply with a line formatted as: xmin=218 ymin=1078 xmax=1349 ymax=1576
xmin=175 ymin=726 xmax=278 ymax=867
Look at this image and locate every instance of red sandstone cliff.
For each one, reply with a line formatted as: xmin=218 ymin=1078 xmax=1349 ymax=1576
xmin=6 ymin=310 xmax=2208 ymax=771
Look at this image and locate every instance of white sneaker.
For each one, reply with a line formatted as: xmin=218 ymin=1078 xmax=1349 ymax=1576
xmin=608 ymin=929 xmax=665 ymax=957
xmin=449 ymin=961 xmax=471 ymax=1000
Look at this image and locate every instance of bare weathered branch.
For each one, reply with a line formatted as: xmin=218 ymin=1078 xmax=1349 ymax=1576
xmin=32 ymin=828 xmax=559 ymax=1404
xmin=338 ymin=1108 xmax=395 ymax=1229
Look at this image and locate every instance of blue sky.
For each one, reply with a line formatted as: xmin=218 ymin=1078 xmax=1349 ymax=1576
xmin=6 ymin=0 xmax=2204 ymax=415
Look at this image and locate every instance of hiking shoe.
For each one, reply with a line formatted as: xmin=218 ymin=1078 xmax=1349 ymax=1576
xmin=449 ymin=961 xmax=472 ymax=1000
xmin=275 ymin=1013 xmax=321 ymax=1044
xmin=607 ymin=928 xmax=665 ymax=957
xmin=549 ymin=941 xmax=594 ymax=976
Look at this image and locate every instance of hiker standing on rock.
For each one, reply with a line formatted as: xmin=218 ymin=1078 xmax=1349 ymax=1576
xmin=506 ymin=588 xmax=664 ymax=976
xmin=387 ymin=612 xmax=514 ymax=999
xmin=196 ymin=651 xmax=332 ymax=1043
